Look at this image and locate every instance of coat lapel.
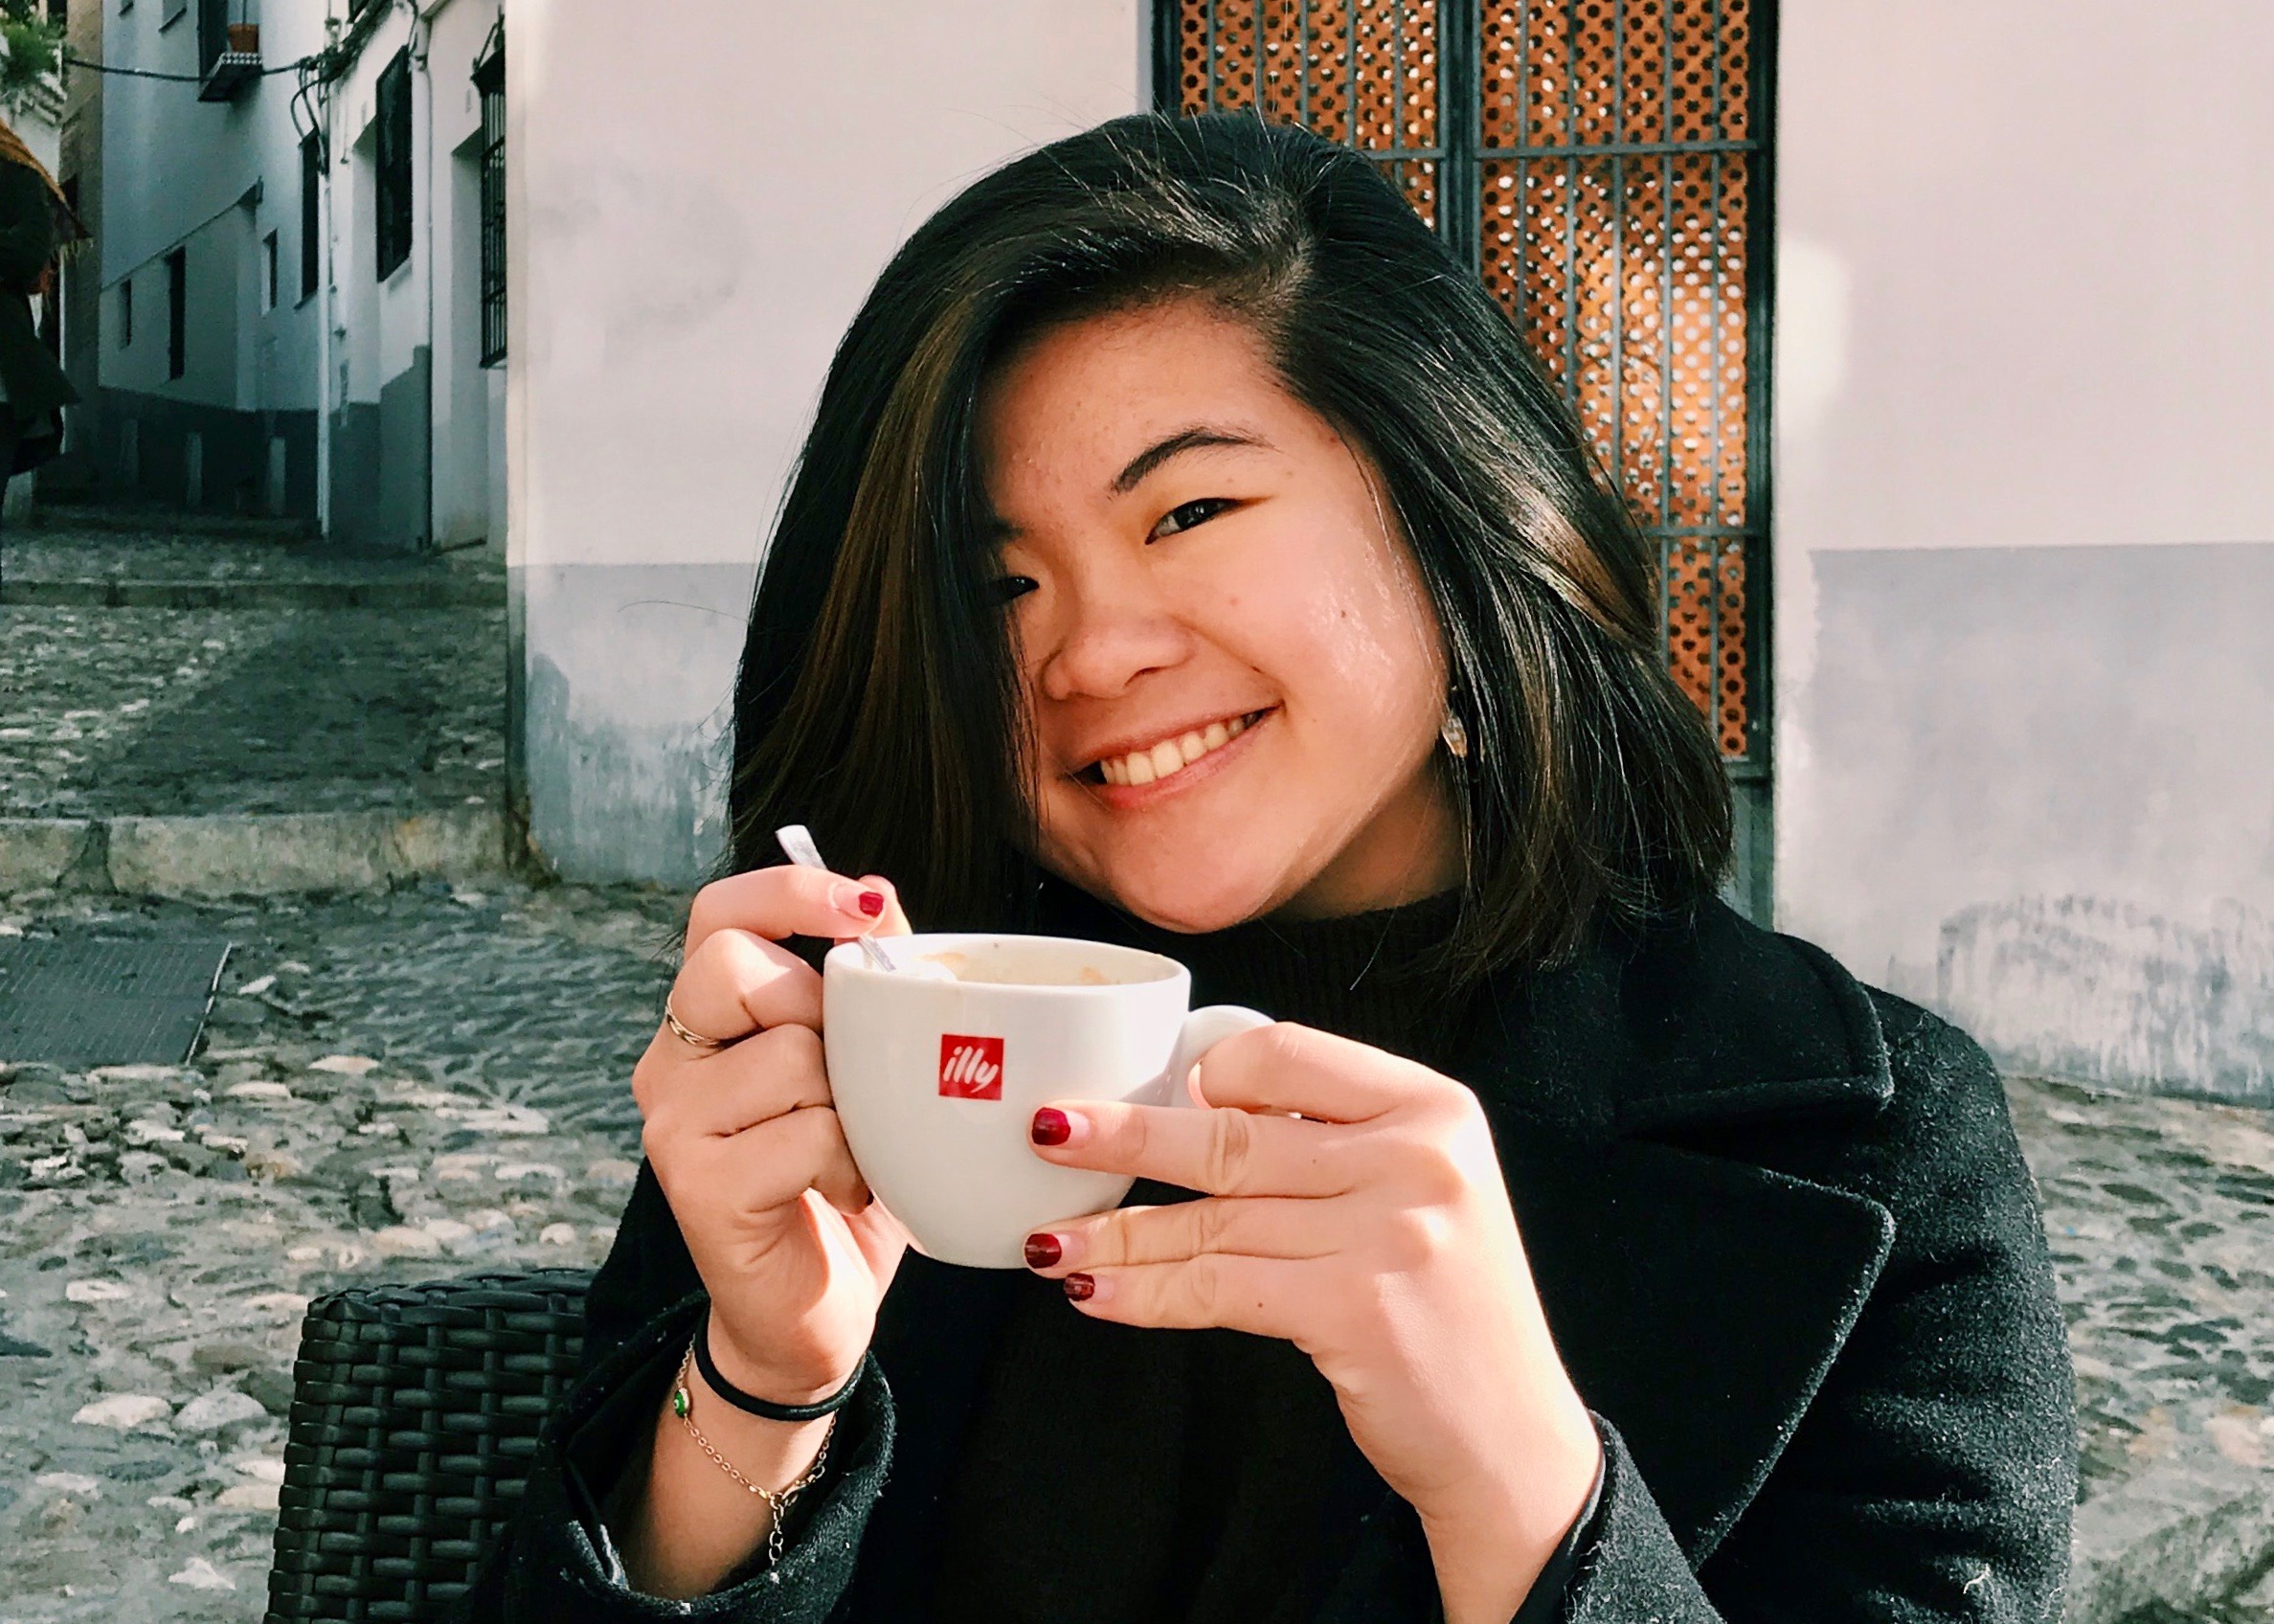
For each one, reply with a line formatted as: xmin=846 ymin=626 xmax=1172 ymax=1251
xmin=1460 ymin=903 xmax=1902 ymax=1565
xmin=1503 ymin=1136 xmax=1893 ymax=1563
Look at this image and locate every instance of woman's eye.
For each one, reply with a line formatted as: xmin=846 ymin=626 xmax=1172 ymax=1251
xmin=1150 ymin=498 xmax=1232 ymax=541
xmin=986 ymin=575 xmax=1039 ymax=606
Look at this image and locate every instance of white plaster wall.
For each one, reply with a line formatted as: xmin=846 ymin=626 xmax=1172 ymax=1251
xmin=101 ymin=211 xmax=244 ymax=405
xmin=507 ymin=0 xmax=1143 ymax=881
xmin=8 ymin=94 xmax=57 ymax=173
xmin=1773 ymin=0 xmax=2274 ymax=1097
xmin=1771 ymin=4 xmax=2274 ymax=559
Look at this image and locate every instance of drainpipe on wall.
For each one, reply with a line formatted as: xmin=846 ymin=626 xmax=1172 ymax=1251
xmin=314 ymin=11 xmax=340 ymax=541
xmin=413 ymin=0 xmax=450 ymax=553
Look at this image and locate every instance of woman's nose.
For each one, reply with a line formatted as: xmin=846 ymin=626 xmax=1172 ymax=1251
xmin=1034 ymin=583 xmax=1194 ymax=703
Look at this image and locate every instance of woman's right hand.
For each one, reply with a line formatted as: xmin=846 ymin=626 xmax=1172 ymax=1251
xmin=634 ymin=865 xmax=912 ymax=1409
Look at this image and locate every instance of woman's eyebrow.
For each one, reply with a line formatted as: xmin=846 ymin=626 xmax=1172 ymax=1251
xmin=1110 ymin=426 xmax=1272 ymax=495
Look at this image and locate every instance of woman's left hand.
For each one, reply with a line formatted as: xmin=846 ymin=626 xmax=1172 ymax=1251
xmin=1024 ymin=1022 xmax=1604 ymax=1624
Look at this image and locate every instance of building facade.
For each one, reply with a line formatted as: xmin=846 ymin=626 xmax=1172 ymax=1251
xmin=317 ymin=0 xmax=504 ymax=550
xmin=89 ymin=0 xmax=503 ymax=547
xmin=478 ymin=0 xmax=2274 ymax=1103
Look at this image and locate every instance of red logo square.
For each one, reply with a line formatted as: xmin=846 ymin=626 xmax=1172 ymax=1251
xmin=938 ymin=1034 xmax=1004 ymax=1100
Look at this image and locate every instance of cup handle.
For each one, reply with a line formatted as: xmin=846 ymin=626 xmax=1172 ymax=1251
xmin=1161 ymin=1005 xmax=1273 ymax=1109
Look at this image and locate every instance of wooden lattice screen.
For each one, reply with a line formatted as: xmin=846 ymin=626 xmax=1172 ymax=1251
xmin=1165 ymin=0 xmax=1769 ymax=766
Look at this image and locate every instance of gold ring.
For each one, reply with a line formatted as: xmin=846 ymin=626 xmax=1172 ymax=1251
xmin=664 ymin=996 xmax=736 ymax=1052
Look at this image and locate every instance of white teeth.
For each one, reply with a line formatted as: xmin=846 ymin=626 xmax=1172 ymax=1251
xmin=1098 ymin=712 xmax=1259 ymax=790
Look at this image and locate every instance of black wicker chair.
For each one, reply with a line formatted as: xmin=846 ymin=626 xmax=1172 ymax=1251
xmin=264 ymin=1270 xmax=593 ymax=1624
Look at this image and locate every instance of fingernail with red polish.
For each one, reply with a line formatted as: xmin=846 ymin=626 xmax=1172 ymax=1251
xmin=1023 ymin=1232 xmax=1062 ymax=1270
xmin=1062 ymin=1273 xmax=1095 ymax=1302
xmin=1030 ymin=1108 xmax=1070 ymax=1147
xmin=858 ymin=890 xmax=886 ymax=917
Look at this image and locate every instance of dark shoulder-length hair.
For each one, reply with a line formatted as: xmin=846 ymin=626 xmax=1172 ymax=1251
xmin=726 ymin=111 xmax=1730 ymax=981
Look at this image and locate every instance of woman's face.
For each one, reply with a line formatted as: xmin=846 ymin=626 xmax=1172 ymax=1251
xmin=978 ymin=297 xmax=1460 ymax=933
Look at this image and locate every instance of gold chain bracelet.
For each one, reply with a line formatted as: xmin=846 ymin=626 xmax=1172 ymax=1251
xmin=670 ymin=1339 xmax=835 ymax=1568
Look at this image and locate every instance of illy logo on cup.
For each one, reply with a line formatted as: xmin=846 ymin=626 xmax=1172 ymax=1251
xmin=938 ymin=1034 xmax=1004 ymax=1100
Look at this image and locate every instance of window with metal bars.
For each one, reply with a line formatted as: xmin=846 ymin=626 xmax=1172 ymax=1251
xmin=475 ymin=40 xmax=506 ymax=367
xmin=1157 ymin=0 xmax=1772 ymax=771
xmin=374 ymin=49 xmax=414 ymax=282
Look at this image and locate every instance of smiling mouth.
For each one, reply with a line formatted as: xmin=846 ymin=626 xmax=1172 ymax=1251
xmin=1081 ymin=710 xmax=1272 ymax=789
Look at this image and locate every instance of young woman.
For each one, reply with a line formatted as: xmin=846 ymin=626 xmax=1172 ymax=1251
xmin=470 ymin=114 xmax=2075 ymax=1623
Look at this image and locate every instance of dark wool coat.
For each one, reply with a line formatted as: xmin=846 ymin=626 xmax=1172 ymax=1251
xmin=463 ymin=900 xmax=2079 ymax=1622
xmin=0 ymin=162 xmax=73 ymax=421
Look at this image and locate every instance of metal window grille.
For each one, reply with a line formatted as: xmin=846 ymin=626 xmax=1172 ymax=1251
xmin=1158 ymin=0 xmax=1773 ymax=768
xmin=374 ymin=49 xmax=414 ymax=282
xmin=475 ymin=38 xmax=507 ymax=368
xmin=300 ymin=132 xmax=321 ymax=301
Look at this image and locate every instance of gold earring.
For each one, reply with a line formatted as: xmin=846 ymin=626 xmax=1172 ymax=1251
xmin=1440 ymin=710 xmax=1468 ymax=759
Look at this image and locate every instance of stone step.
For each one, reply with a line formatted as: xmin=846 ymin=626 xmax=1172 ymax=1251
xmin=0 ymin=576 xmax=503 ymax=609
xmin=0 ymin=807 xmax=510 ymax=899
xmin=24 ymin=504 xmax=312 ymax=542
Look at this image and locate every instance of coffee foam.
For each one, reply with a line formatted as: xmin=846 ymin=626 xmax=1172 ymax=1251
xmin=918 ymin=946 xmax=1161 ymax=987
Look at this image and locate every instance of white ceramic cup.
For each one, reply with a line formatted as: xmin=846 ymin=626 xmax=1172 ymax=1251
xmin=821 ymin=932 xmax=1271 ymax=1269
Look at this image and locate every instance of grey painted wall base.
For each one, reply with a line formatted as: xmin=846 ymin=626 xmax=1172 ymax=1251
xmin=1942 ymin=897 xmax=2271 ymax=1107
xmin=1781 ymin=541 xmax=2274 ymax=1104
xmin=330 ymin=346 xmax=433 ymax=552
xmin=516 ymin=561 xmax=755 ymax=888
xmin=96 ymin=389 xmax=317 ymax=521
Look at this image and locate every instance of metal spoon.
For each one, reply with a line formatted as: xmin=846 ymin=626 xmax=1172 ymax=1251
xmin=776 ymin=824 xmax=898 ymax=973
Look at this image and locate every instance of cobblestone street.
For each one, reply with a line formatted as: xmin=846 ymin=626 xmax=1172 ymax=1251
xmin=0 ymin=882 xmax=2267 ymax=1619
xmin=0 ymin=882 xmax=675 ymax=1620
xmin=0 ymin=521 xmax=504 ymax=820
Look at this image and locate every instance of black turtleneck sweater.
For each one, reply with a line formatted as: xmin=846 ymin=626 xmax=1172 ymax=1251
xmin=930 ymin=891 xmax=1480 ymax=1624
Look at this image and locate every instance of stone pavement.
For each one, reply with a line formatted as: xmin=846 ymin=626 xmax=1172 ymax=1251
xmin=0 ymin=515 xmax=505 ymax=823
xmin=0 ymin=603 xmax=505 ymax=819
xmin=2019 ymin=1078 xmax=2274 ymax=1623
xmin=0 ymin=882 xmax=676 ymax=1621
xmin=0 ymin=881 xmax=2268 ymax=1620
xmin=0 ymin=514 xmax=511 ymax=898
